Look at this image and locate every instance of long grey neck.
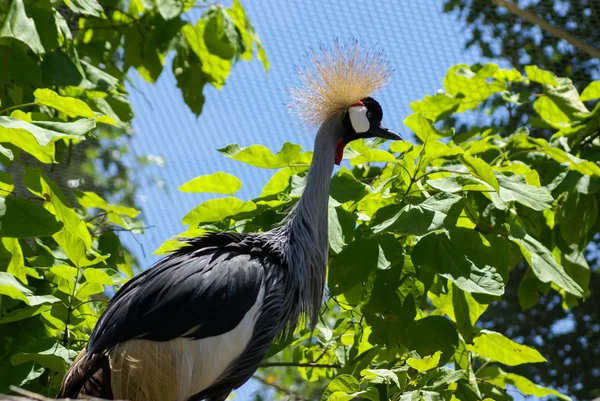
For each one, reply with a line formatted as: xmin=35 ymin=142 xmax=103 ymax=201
xmin=282 ymin=118 xmax=342 ymax=329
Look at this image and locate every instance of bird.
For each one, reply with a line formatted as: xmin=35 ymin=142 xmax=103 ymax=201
xmin=57 ymin=42 xmax=401 ymax=401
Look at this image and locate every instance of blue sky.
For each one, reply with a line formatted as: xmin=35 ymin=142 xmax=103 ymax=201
xmin=122 ymin=1 xmax=495 ymax=399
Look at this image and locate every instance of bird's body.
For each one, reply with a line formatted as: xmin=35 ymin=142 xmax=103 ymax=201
xmin=58 ymin=43 xmax=400 ymax=401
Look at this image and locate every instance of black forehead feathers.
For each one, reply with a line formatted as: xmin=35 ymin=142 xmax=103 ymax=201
xmin=361 ymin=97 xmax=383 ymax=121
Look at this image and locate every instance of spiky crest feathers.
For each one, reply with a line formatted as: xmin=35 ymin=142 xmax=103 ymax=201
xmin=289 ymin=42 xmax=392 ymax=129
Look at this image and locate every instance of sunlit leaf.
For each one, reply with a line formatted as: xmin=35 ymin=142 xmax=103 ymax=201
xmin=0 ymin=0 xmax=44 ymax=54
xmin=468 ymin=330 xmax=546 ymax=366
xmin=407 ymin=351 xmax=442 ymax=372
xmin=525 ymin=65 xmax=560 ymax=86
xmin=182 ymin=197 xmax=256 ymax=224
xmin=34 ymin=88 xmax=95 ymax=118
xmin=508 ymin=222 xmax=584 ymax=297
xmin=580 ymin=81 xmax=600 ymax=101
xmin=179 ymin=172 xmax=242 ymax=195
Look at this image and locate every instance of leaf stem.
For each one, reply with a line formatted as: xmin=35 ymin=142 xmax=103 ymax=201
xmin=0 ymin=102 xmax=38 ymax=115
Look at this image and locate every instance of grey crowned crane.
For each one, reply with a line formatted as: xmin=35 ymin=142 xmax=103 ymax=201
xmin=57 ymin=43 xmax=401 ymax=401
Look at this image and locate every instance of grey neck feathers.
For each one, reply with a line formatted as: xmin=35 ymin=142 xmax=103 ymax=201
xmin=282 ymin=118 xmax=343 ymax=330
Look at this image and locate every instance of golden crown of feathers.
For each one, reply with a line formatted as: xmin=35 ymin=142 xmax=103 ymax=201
xmin=289 ymin=41 xmax=392 ymax=128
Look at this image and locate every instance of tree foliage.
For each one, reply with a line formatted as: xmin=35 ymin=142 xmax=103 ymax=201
xmin=442 ymin=3 xmax=600 ymax=399
xmin=163 ymin=64 xmax=600 ymax=401
xmin=0 ymin=0 xmax=265 ymax=396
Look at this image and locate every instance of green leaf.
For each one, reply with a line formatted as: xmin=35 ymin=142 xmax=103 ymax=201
xmin=423 ymin=367 xmax=465 ymax=389
xmin=412 ymin=229 xmax=507 ymax=296
xmin=25 ymin=169 xmax=92 ymax=248
xmin=580 ymin=81 xmax=600 ymax=101
xmin=410 ymin=94 xmax=460 ymax=122
xmin=226 ymin=0 xmax=268 ymax=69
xmin=218 ymin=142 xmax=310 ymax=169
xmin=404 ymin=114 xmax=450 ymax=143
xmin=400 ymin=316 xmax=458 ymax=364
xmin=460 ymin=154 xmax=499 ymax=192
xmin=11 ymin=338 xmax=76 ymax=373
xmin=496 ymin=172 xmax=553 ymax=211
xmin=0 ymin=116 xmax=93 ymax=154
xmin=350 ymin=149 xmax=397 ymax=165
xmin=534 ymin=96 xmax=571 ymax=128
xmin=75 ymin=191 xmax=108 ymax=210
xmin=172 ymin=36 xmax=207 ymax=116
xmin=182 ymin=197 xmax=256 ymax=224
xmin=156 ymin=0 xmax=184 ymax=20
xmin=557 ymin=191 xmax=598 ymax=245
xmin=53 ymin=229 xmax=87 ymax=267
xmin=182 ymin=21 xmax=232 ymax=87
xmin=407 ymin=351 xmax=442 ymax=372
xmin=361 ymin=369 xmax=402 ymax=388
xmin=75 ymin=281 xmax=105 ymax=299
xmin=50 ymin=265 xmax=78 ymax=280
xmin=328 ymin=206 xmax=355 ymax=254
xmin=179 ymin=172 xmax=242 ymax=195
xmin=0 ymin=170 xmax=14 ymax=194
xmin=34 ymin=88 xmax=95 ymax=118
xmin=330 ymin=170 xmax=370 ymax=204
xmin=328 ymin=238 xmax=387 ymax=296
xmin=321 ymin=375 xmax=360 ymax=401
xmin=0 ymin=304 xmax=52 ymax=325
xmin=1 ymin=237 xmax=25 ymax=283
xmin=443 ymin=64 xmax=504 ymax=111
xmin=0 ymin=0 xmax=44 ymax=54
xmin=83 ymin=268 xmax=115 ymax=285
xmin=203 ymin=6 xmax=240 ymax=60
xmin=372 ymin=193 xmax=465 ymax=236
xmin=452 ymin=285 xmax=475 ymax=343
xmin=480 ymin=367 xmax=570 ymax=401
xmin=525 ymin=66 xmax=560 ymax=86
xmin=469 ymin=330 xmax=546 ymax=366
xmin=64 ymin=0 xmax=103 ymax=16
xmin=260 ymin=167 xmax=294 ymax=197
xmin=508 ymin=222 xmax=583 ymax=297
xmin=426 ymin=175 xmax=491 ymax=193
xmin=362 ymin=255 xmax=422 ymax=346
xmin=0 ymin=196 xmax=62 ymax=238
xmin=0 ymin=271 xmax=30 ymax=304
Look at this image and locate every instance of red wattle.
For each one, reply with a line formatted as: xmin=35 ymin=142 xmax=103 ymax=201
xmin=335 ymin=140 xmax=345 ymax=165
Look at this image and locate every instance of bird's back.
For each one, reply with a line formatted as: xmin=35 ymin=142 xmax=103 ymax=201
xmin=58 ymin=232 xmax=292 ymax=401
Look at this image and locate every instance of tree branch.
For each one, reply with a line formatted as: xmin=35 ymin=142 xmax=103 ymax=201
xmin=492 ymin=0 xmax=600 ymax=59
xmin=260 ymin=362 xmax=342 ymax=368
xmin=0 ymin=386 xmax=122 ymax=401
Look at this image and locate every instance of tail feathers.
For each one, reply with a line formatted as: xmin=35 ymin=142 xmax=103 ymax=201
xmin=57 ymin=349 xmax=113 ymax=399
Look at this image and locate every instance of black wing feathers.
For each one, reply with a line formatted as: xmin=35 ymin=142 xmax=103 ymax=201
xmin=87 ymin=233 xmax=277 ymax=353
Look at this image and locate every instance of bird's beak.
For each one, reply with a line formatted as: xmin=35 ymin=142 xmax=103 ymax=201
xmin=368 ymin=124 xmax=402 ymax=141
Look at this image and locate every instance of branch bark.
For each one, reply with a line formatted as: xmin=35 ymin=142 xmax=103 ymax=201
xmin=0 ymin=386 xmax=121 ymax=401
xmin=492 ymin=0 xmax=600 ymax=60
xmin=260 ymin=362 xmax=342 ymax=368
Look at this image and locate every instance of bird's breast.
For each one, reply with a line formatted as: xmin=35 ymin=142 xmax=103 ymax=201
xmin=108 ymin=287 xmax=265 ymax=401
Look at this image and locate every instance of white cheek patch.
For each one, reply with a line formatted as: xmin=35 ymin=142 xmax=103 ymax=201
xmin=349 ymin=106 xmax=370 ymax=133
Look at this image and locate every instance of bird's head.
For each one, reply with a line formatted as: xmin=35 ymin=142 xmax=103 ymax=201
xmin=337 ymin=96 xmax=401 ymax=164
xmin=290 ymin=42 xmax=402 ymax=165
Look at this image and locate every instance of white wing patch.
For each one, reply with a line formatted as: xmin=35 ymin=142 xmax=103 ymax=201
xmin=349 ymin=106 xmax=370 ymax=133
xmin=109 ymin=286 xmax=265 ymax=401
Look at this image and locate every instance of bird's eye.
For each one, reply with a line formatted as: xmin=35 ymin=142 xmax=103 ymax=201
xmin=367 ymin=111 xmax=372 ymax=118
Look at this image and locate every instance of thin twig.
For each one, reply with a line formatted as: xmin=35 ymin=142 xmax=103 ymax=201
xmin=260 ymin=362 xmax=342 ymax=368
xmin=252 ymin=375 xmax=308 ymax=401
